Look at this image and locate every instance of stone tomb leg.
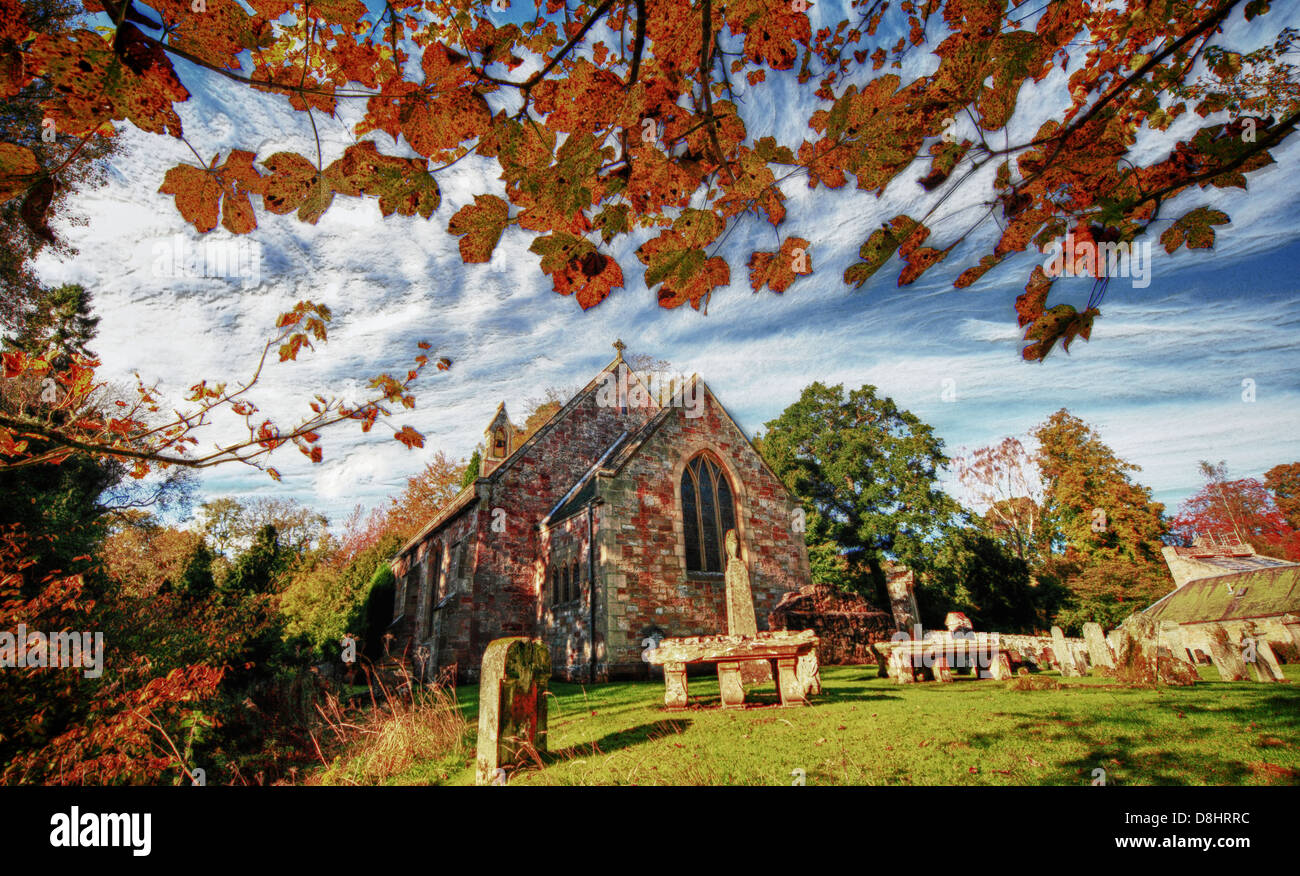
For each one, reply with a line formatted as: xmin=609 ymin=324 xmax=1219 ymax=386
xmin=663 ymin=661 xmax=689 ymax=709
xmin=717 ymin=661 xmax=747 ymax=708
xmin=774 ymin=656 xmax=810 ymax=706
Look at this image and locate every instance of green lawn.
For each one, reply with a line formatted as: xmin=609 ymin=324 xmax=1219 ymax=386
xmin=371 ymin=664 xmax=1300 ymax=786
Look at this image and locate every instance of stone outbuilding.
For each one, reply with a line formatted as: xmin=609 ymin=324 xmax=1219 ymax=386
xmin=1146 ymin=536 xmax=1300 ymax=661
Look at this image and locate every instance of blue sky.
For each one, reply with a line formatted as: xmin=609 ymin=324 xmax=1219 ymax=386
xmin=30 ymin=1 xmax=1300 ymax=527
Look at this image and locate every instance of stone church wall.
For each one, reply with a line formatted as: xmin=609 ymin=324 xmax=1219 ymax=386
xmin=599 ymin=394 xmax=810 ymax=679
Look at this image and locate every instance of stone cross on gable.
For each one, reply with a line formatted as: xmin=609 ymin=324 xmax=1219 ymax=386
xmin=612 ymin=338 xmax=626 ymax=361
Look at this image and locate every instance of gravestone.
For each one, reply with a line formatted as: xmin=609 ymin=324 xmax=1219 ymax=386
xmin=1241 ymin=622 xmax=1286 ymax=683
xmin=475 ymin=637 xmax=550 ymax=785
xmin=1051 ymin=626 xmax=1083 ymax=677
xmin=1204 ymin=623 xmax=1249 ymax=681
xmin=1158 ymin=621 xmax=1197 ymax=669
xmin=723 ymin=529 xmax=771 ymax=684
xmin=1083 ymin=622 xmax=1115 ymax=669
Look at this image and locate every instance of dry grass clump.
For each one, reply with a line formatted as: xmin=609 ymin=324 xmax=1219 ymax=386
xmin=313 ymin=664 xmax=469 ymax=784
xmin=1007 ymin=673 xmax=1062 ymax=691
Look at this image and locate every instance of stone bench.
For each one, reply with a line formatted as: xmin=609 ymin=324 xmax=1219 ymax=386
xmin=646 ymin=630 xmax=820 ymax=709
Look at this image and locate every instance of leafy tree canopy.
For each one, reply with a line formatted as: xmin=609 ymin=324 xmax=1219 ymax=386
xmin=758 ymin=381 xmax=960 ymax=604
xmin=0 ymin=0 xmax=1295 ymax=363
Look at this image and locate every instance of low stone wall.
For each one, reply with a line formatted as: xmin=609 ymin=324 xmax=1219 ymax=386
xmin=769 ymin=585 xmax=895 ymax=666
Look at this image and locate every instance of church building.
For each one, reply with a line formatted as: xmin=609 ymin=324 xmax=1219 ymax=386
xmin=387 ymin=343 xmax=812 ymax=682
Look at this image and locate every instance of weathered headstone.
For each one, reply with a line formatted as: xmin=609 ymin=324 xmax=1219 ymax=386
xmin=475 ymin=637 xmax=550 ymax=786
xmin=1083 ymin=622 xmax=1115 ymax=669
xmin=1158 ymin=621 xmax=1197 ymax=669
xmin=989 ymin=650 xmax=1013 ymax=680
xmin=724 ymin=529 xmax=770 ymax=684
xmin=886 ymin=566 xmax=920 ymax=631
xmin=1051 ymin=626 xmax=1083 ymax=677
xmin=1241 ymin=622 xmax=1285 ymax=683
xmin=1204 ymin=623 xmax=1249 ymax=681
xmin=931 ymin=655 xmax=954 ymax=683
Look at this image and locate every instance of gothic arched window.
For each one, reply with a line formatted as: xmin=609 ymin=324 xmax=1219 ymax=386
xmin=491 ymin=428 xmax=508 ymax=458
xmin=680 ymin=454 xmax=737 ymax=575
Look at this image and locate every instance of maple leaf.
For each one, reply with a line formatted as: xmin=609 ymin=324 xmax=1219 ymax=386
xmin=159 ymin=150 xmax=265 ymax=234
xmin=448 ymin=194 xmax=510 ymax=263
xmin=843 ymin=215 xmax=939 ymax=288
xmin=716 ymin=148 xmax=785 ymax=226
xmin=636 ymin=209 xmax=730 ymax=309
xmin=1015 ymin=266 xmax=1053 ymax=327
xmin=330 ymin=141 xmax=439 ymax=219
xmin=0 ymin=143 xmax=39 ymax=203
xmin=529 ymin=231 xmax=627 ymax=309
xmin=748 ymin=237 xmax=811 ymax=294
xmin=552 ymin=250 xmax=625 ymax=310
xmin=260 ymin=152 xmax=334 ymax=223
xmin=725 ymin=0 xmax=811 ymax=71
xmin=29 ymin=28 xmax=189 ymax=137
xmin=1022 ymin=304 xmax=1099 ymax=361
xmin=1159 ymin=206 xmax=1230 ymax=253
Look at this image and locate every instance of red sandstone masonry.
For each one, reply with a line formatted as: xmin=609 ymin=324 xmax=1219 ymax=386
xmin=393 ymin=365 xmax=811 ymax=683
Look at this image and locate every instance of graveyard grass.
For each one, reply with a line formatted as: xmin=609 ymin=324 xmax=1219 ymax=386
xmin=320 ymin=665 xmax=1300 ymax=786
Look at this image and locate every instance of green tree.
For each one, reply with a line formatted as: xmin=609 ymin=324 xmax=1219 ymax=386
xmin=918 ymin=525 xmax=1040 ymax=634
xmin=759 ymin=382 xmax=960 ymax=607
xmin=221 ymin=524 xmax=284 ymax=599
xmin=461 ymin=448 xmax=481 ymax=488
xmin=173 ymin=538 xmax=215 ymax=601
xmin=2 ymin=282 xmax=98 ymax=366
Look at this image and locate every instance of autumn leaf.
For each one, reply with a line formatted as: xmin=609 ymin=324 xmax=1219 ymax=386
xmin=0 ymin=143 xmax=38 ymax=202
xmin=394 ymin=425 xmax=425 ymax=449
xmin=330 ymin=141 xmax=440 ymax=219
xmin=748 ymin=237 xmax=811 ymax=294
xmin=260 ymin=152 xmax=333 ymax=223
xmin=553 ymin=251 xmax=625 ymax=310
xmin=1159 ymin=206 xmax=1230 ymax=253
xmin=159 ymin=150 xmax=265 ymax=234
xmin=29 ymin=28 xmax=189 ymax=137
xmin=447 ymin=194 xmax=510 ymax=263
xmin=636 ymin=209 xmax=730 ymax=309
xmin=1022 ymin=304 xmax=1099 ymax=361
xmin=1016 ymin=266 xmax=1052 ymax=327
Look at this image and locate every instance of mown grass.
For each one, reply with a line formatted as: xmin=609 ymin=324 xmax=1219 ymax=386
xmin=319 ymin=664 xmax=1300 ymax=786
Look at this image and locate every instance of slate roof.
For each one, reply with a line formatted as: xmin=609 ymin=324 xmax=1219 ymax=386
xmin=1143 ymin=566 xmax=1300 ymax=624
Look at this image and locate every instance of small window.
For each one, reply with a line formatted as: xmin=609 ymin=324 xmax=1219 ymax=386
xmin=571 ymin=558 xmax=581 ymax=603
xmin=492 ymin=428 xmax=508 ymax=458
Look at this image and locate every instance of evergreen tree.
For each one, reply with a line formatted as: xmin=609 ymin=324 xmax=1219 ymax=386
xmin=222 ymin=524 xmax=284 ymax=599
xmin=3 ymin=283 xmax=99 ymax=366
xmin=461 ymin=449 xmax=481 ymax=488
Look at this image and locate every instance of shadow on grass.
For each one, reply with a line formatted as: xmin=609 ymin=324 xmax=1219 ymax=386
xmin=961 ymin=683 xmax=1300 ymax=786
xmin=545 ymin=718 xmax=694 ymax=763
